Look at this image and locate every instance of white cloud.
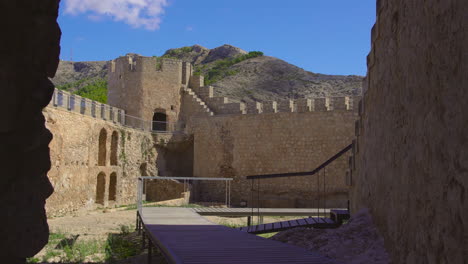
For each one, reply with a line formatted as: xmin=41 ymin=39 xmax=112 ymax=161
xmin=63 ymin=0 xmax=168 ymax=30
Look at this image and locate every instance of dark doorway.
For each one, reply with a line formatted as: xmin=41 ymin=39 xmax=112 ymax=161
xmin=109 ymin=172 xmax=117 ymax=201
xmin=96 ymin=172 xmax=106 ymax=205
xmin=152 ymin=112 xmax=167 ymax=131
xmin=110 ymin=131 xmax=118 ymax=165
xmin=98 ymin=129 xmax=107 ymax=166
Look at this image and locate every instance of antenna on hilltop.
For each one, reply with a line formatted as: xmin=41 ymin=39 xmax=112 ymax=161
xmin=70 ymin=48 xmax=73 ymax=63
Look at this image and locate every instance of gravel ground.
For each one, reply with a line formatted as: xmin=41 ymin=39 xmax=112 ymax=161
xmin=271 ymin=208 xmax=391 ymax=264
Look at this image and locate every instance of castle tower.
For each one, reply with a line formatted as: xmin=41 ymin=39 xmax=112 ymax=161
xmin=108 ymin=54 xmax=192 ymax=130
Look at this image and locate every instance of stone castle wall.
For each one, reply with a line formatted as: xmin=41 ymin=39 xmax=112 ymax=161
xmin=43 ymin=55 xmax=361 ymax=217
xmin=44 ymin=106 xmax=158 ymax=216
xmin=350 ymin=0 xmax=468 ymax=263
xmin=187 ymin=84 xmax=360 ymax=116
xmin=108 ymin=56 xmax=186 ymax=125
xmin=190 ymin=110 xmax=357 ymax=208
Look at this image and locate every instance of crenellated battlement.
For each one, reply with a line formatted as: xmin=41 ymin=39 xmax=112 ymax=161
xmin=185 ymin=81 xmax=361 ymax=116
xmin=48 ymin=89 xmax=126 ymax=124
xmin=109 ymin=54 xmax=184 ymax=75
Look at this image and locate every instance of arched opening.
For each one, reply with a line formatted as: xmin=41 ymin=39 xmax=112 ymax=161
xmin=98 ymin=128 xmax=107 ymax=166
xmin=152 ymin=112 xmax=167 ymax=131
xmin=96 ymin=172 xmax=106 ymax=205
xmin=110 ymin=131 xmax=118 ymax=165
xmin=109 ymin=172 xmax=117 ymax=201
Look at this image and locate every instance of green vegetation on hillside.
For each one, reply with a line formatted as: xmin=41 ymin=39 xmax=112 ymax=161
xmin=55 ymin=78 xmax=88 ymax=91
xmin=56 ymin=78 xmax=108 ymax=103
xmin=198 ymin=51 xmax=264 ymax=85
xmin=163 ymin=46 xmax=193 ymax=58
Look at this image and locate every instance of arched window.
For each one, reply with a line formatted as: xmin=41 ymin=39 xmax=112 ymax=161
xmin=109 ymin=172 xmax=117 ymax=201
xmin=110 ymin=131 xmax=118 ymax=165
xmin=98 ymin=129 xmax=107 ymax=166
xmin=96 ymin=172 xmax=106 ymax=205
xmin=152 ymin=112 xmax=167 ymax=131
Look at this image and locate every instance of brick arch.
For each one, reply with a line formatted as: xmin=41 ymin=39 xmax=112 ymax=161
xmin=110 ymin=131 xmax=118 ymax=166
xmin=96 ymin=172 xmax=106 ymax=205
xmin=98 ymin=128 xmax=107 ymax=166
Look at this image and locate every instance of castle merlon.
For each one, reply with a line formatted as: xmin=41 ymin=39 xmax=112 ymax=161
xmin=109 ymin=55 xmax=185 ymax=75
xmin=48 ymin=89 xmax=125 ymax=124
xmin=186 ymin=83 xmax=361 ymax=116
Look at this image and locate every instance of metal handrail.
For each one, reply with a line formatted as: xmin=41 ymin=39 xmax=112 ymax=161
xmin=246 ymin=143 xmax=353 ymax=180
xmin=245 ymin=143 xmax=353 ymax=223
xmin=136 ymin=176 xmax=233 ymax=214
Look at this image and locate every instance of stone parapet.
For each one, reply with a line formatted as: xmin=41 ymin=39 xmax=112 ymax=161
xmin=262 ymin=101 xmax=278 ymax=113
xmin=277 ymin=100 xmax=295 ymax=112
xmin=49 ymin=89 xmax=126 ymax=125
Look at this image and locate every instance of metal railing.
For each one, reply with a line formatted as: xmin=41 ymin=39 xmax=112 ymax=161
xmin=246 ymin=143 xmax=353 ymax=224
xmin=136 ymin=176 xmax=233 ymax=214
xmin=48 ymin=89 xmax=184 ymax=134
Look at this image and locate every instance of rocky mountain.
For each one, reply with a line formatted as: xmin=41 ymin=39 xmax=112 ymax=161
xmin=51 ymin=44 xmax=363 ymax=103
xmin=52 ymin=61 xmax=108 ymax=92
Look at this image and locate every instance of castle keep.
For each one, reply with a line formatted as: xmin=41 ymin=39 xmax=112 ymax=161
xmin=43 ymin=54 xmax=359 ymax=216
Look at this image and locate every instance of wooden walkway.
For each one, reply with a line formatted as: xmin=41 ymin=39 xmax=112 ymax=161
xmin=191 ymin=207 xmax=343 ymax=217
xmin=139 ymin=207 xmax=339 ymax=264
xmin=237 ymin=216 xmax=337 ymax=234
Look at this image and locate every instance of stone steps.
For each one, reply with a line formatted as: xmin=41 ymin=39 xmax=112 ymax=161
xmin=183 ymin=87 xmax=214 ymax=116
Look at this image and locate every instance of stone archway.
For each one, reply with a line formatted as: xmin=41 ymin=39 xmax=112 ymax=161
xmin=108 ymin=172 xmax=117 ymax=201
xmin=98 ymin=128 xmax=107 ymax=166
xmin=110 ymin=131 xmax=118 ymax=166
xmin=96 ymin=172 xmax=106 ymax=205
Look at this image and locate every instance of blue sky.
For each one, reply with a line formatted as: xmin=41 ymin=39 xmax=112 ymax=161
xmin=58 ymin=0 xmax=376 ymax=76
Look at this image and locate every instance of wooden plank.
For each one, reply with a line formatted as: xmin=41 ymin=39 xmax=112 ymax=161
xmin=297 ymin=218 xmax=308 ymax=226
xmin=305 ymin=217 xmax=317 ymax=225
xmin=281 ymin=220 xmax=290 ymax=228
xmin=257 ymin=224 xmax=266 ymax=232
xmin=140 ymin=207 xmax=339 ymax=263
xmin=273 ymin=222 xmax=282 ymax=230
xmin=289 ymin=220 xmax=299 ymax=227
xmin=192 ymin=207 xmax=344 ymax=217
xmin=316 ymin=217 xmax=326 ymax=224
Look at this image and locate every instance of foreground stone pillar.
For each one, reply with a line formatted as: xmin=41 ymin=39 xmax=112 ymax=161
xmin=0 ymin=1 xmax=61 ymax=262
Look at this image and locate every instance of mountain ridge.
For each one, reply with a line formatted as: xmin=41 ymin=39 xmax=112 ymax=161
xmin=51 ymin=44 xmax=362 ymax=103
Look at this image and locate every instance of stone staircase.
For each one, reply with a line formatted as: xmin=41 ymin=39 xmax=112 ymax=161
xmin=182 ymin=86 xmax=214 ymax=116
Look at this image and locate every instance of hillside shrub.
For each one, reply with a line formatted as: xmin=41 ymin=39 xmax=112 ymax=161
xmin=74 ymin=78 xmax=108 ymax=103
xmin=204 ymin=51 xmax=263 ymax=85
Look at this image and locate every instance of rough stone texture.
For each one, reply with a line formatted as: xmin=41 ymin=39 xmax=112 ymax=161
xmin=108 ymin=56 xmax=184 ymax=125
xmin=350 ymin=0 xmax=468 ymax=263
xmin=51 ymin=60 xmax=108 ymax=91
xmin=190 ymin=111 xmax=357 ymax=207
xmin=0 ymin=0 xmax=61 ymax=261
xmin=271 ymin=209 xmax=390 ymax=264
xmin=202 ymin=44 xmax=247 ymax=64
xmin=44 ymin=107 xmax=160 ymax=216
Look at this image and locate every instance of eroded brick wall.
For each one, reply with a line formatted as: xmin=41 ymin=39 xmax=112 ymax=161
xmin=351 ymin=0 xmax=468 ymax=263
xmin=44 ymin=107 xmax=158 ymax=216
